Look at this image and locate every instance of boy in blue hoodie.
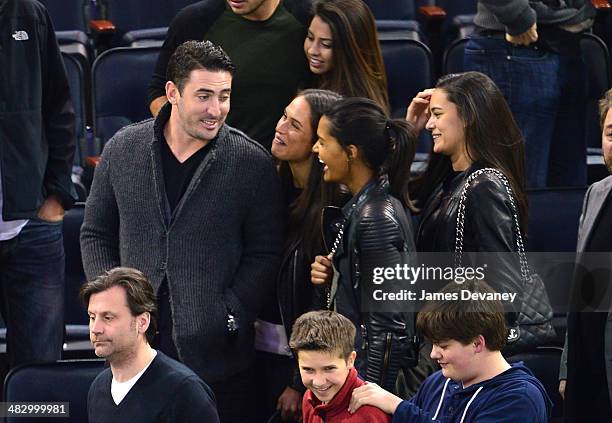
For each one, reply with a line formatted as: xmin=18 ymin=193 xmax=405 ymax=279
xmin=348 ymin=280 xmax=552 ymax=422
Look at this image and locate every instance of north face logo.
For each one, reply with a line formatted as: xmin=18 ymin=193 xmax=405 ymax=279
xmin=12 ymin=31 xmax=29 ymax=41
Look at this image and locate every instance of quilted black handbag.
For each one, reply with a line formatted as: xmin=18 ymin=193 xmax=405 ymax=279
xmin=455 ymin=168 xmax=556 ymax=355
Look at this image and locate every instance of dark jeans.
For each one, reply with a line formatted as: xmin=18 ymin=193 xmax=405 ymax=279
xmin=209 ymin=365 xmax=256 ymax=423
xmin=254 ymin=351 xmax=300 ymax=423
xmin=464 ymin=36 xmax=587 ymax=188
xmin=0 ymin=219 xmax=65 ymax=367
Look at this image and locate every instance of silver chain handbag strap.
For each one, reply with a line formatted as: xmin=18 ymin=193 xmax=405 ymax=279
xmin=329 ymin=223 xmax=345 ymax=256
xmin=326 ymin=222 xmax=345 ymax=309
xmin=454 ymin=168 xmax=529 ymax=282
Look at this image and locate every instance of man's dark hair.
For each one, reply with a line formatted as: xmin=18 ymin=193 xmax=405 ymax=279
xmin=166 ymin=40 xmax=236 ymax=93
xmin=417 ymin=279 xmax=508 ymax=351
xmin=289 ymin=310 xmax=356 ymax=360
xmin=80 ymin=267 xmax=158 ymax=344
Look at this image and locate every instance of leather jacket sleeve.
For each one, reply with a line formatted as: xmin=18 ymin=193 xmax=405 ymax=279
xmin=357 ymin=203 xmax=418 ymax=392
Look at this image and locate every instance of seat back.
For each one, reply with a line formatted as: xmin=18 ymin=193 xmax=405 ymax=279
xmin=364 ymin=0 xmax=415 ymax=20
xmin=61 ymin=52 xmax=87 ymax=167
xmin=105 ymin=0 xmax=174 ymax=44
xmin=526 ymin=187 xmax=586 ymax=346
xmin=526 ymin=187 xmax=586 ymax=253
xmin=40 ymin=0 xmax=87 ymax=32
xmin=380 ymin=35 xmax=433 ymax=153
xmin=436 ymin=0 xmax=477 ymax=44
xmin=507 ymin=347 xmax=564 ymax=419
xmin=62 ymin=204 xmax=87 ymax=326
xmin=441 ymin=37 xmax=468 ymax=75
xmin=92 ymin=46 xmax=160 ymax=145
xmin=379 ymin=35 xmax=433 ymax=117
xmin=3 ymin=359 xmax=106 ymax=423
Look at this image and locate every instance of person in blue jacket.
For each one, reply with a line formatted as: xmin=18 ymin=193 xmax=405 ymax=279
xmin=348 ymin=279 xmax=552 ymax=422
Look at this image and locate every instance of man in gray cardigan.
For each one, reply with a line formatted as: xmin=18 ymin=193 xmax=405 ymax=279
xmin=81 ymin=40 xmax=285 ymax=423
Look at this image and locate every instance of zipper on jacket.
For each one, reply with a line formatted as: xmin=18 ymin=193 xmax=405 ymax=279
xmin=360 ymin=324 xmax=368 ymax=350
xmin=380 ymin=332 xmax=393 ymax=385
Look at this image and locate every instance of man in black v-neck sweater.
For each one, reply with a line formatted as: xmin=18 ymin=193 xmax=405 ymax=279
xmin=83 ymin=268 xmax=220 ymax=423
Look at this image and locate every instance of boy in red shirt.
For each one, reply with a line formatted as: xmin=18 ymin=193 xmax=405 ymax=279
xmin=289 ymin=311 xmax=391 ymax=423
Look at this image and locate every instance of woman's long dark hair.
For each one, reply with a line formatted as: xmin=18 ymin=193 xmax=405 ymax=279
xmin=278 ymin=89 xmax=344 ymax=260
xmin=311 ymin=0 xmax=389 ymax=113
xmin=323 ymin=97 xmax=417 ymax=209
xmin=411 ymin=71 xmax=528 ymax=233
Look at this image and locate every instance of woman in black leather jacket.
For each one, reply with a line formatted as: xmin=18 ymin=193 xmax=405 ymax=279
xmin=257 ymin=89 xmax=344 ymax=421
xmin=408 ymin=72 xmax=527 ymax=314
xmin=310 ymin=97 xmax=419 ymax=393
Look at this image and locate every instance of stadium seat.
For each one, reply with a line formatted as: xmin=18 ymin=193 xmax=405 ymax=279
xmin=526 ymin=187 xmax=586 ymax=253
xmin=435 ymin=0 xmax=477 ymax=43
xmin=365 ymin=0 xmax=415 ymax=21
xmin=61 ymin=52 xmax=89 ymax=200
xmin=526 ymin=187 xmax=587 ymax=346
xmin=122 ymin=27 xmax=168 ymax=47
xmin=63 ymin=204 xmax=88 ymax=328
xmin=507 ymin=346 xmax=564 ymax=421
xmin=104 ymin=0 xmax=173 ymax=46
xmin=40 ymin=0 xmax=87 ymax=32
xmin=379 ymin=34 xmax=433 ymax=155
xmin=62 ymin=53 xmax=87 ymax=165
xmin=379 ymin=35 xmax=433 ymax=118
xmin=92 ymin=46 xmax=160 ymax=145
xmin=441 ymin=37 xmax=467 ymax=75
xmin=377 ymin=19 xmax=424 ymax=42
xmin=56 ymin=30 xmax=91 ymax=65
xmin=3 ymin=359 xmax=106 ymax=423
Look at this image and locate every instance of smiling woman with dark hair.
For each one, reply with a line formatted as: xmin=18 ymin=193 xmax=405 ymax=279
xmin=310 ymin=97 xmax=419 ymax=394
xmin=305 ymin=0 xmax=389 ymax=112
xmin=256 ymin=89 xmax=344 ymax=422
xmin=408 ymin=72 xmax=527 ymax=313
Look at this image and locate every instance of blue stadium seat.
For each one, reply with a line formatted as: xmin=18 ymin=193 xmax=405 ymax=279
xmin=92 ymin=46 xmax=160 ymax=145
xmin=63 ymin=204 xmax=88 ymax=326
xmin=376 ymin=19 xmax=424 ymax=43
xmin=56 ymin=30 xmax=91 ymax=64
xmin=526 ymin=187 xmax=586 ymax=348
xmin=435 ymin=0 xmax=477 ymax=43
xmin=3 ymin=359 xmax=106 ymax=423
xmin=365 ymin=0 xmax=415 ymax=21
xmin=380 ymin=35 xmax=433 ymax=117
xmin=62 ymin=53 xmax=87 ymax=166
xmin=104 ymin=0 xmax=173 ymax=45
xmin=527 ymin=187 xmax=586 ymax=253
xmin=380 ymin=35 xmax=433 ymax=155
xmin=441 ymin=36 xmax=467 ymax=75
xmin=40 ymin=0 xmax=87 ymax=32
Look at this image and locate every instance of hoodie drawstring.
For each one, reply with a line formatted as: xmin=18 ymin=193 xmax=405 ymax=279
xmin=459 ymin=386 xmax=483 ymax=423
xmin=432 ymin=378 xmax=450 ymax=420
xmin=431 ymin=379 xmax=484 ymax=423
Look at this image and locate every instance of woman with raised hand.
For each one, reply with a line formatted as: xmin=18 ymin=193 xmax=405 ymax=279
xmin=256 ymin=89 xmax=344 ymax=422
xmin=310 ymin=97 xmax=419 ymax=393
xmin=407 ymin=71 xmax=526 ymax=321
xmin=305 ymin=0 xmax=389 ymax=112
